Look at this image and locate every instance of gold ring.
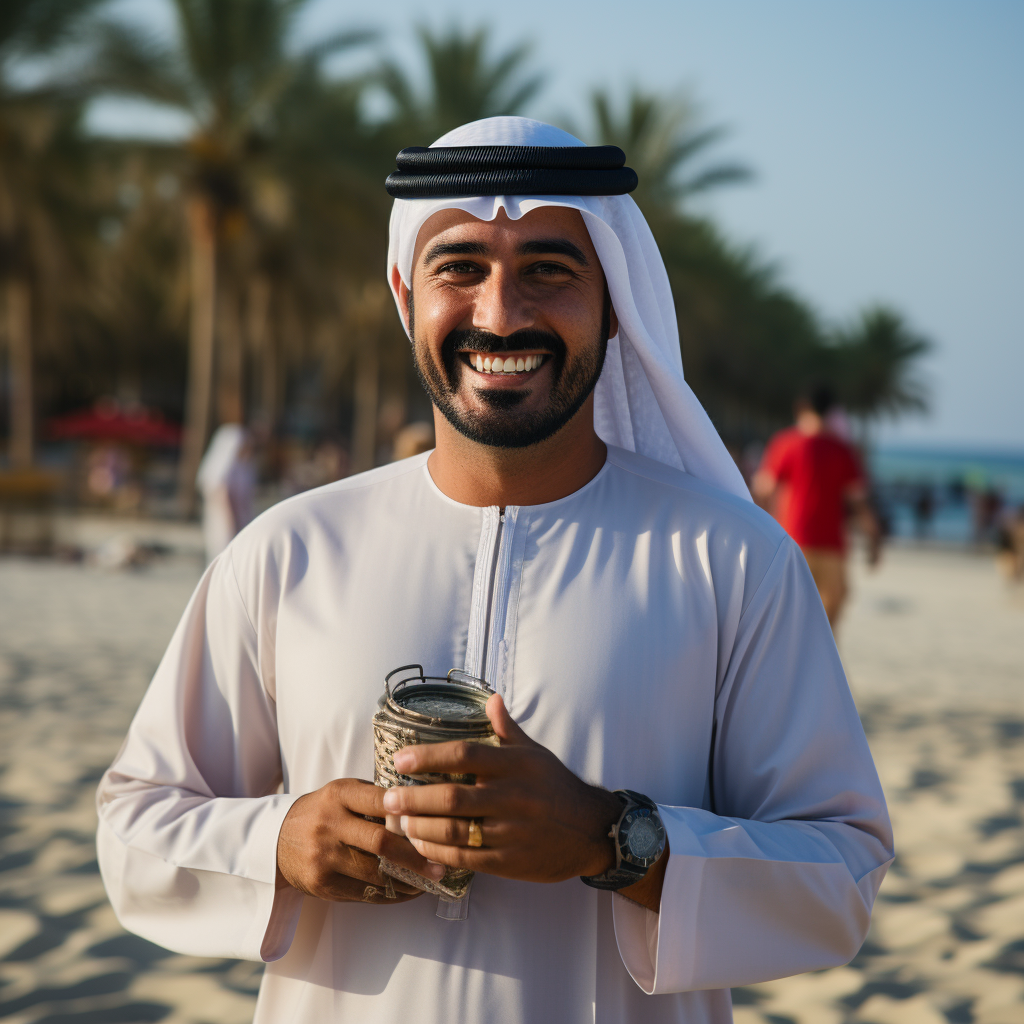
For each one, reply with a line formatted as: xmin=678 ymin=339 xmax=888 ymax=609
xmin=467 ymin=819 xmax=483 ymax=847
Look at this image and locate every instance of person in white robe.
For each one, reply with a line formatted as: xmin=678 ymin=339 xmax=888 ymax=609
xmin=196 ymin=423 xmax=255 ymax=564
xmin=97 ymin=117 xmax=893 ymax=1024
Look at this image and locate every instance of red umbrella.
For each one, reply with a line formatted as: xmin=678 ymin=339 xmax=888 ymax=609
xmin=48 ymin=400 xmax=182 ymax=447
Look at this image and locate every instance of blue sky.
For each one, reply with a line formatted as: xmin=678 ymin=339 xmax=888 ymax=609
xmin=91 ymin=0 xmax=1024 ymax=448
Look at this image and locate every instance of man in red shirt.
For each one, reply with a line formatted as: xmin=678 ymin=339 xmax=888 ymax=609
xmin=753 ymin=386 xmax=880 ymax=628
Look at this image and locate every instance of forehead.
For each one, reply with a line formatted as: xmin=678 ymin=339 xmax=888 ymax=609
xmin=412 ymin=205 xmax=597 ymax=265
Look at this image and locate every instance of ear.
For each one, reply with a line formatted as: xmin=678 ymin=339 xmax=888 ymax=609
xmin=608 ymin=302 xmax=619 ymax=339
xmin=391 ymin=265 xmax=411 ymax=336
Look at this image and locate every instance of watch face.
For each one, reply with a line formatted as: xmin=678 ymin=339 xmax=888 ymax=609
xmin=626 ymin=816 xmax=663 ymax=860
xmin=618 ymin=804 xmax=665 ymax=867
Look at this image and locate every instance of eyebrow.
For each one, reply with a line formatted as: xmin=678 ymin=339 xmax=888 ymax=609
xmin=422 ymin=240 xmax=490 ymax=264
xmin=421 ymin=237 xmax=591 ymax=267
xmin=517 ymin=239 xmax=589 ymax=265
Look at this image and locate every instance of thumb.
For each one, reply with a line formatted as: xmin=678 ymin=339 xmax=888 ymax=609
xmin=486 ymin=693 xmax=532 ymax=746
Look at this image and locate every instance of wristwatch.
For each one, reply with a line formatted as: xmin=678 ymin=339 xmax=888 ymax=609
xmin=580 ymin=790 xmax=667 ymax=891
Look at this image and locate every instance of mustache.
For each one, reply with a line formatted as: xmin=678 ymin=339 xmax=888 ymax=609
xmin=443 ymin=327 xmax=566 ymax=361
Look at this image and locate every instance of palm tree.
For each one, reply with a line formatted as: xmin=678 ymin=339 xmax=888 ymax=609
xmin=0 ymin=0 xmax=105 ymax=468
xmin=588 ymin=88 xmax=750 ymax=222
xmin=377 ymin=25 xmax=544 ymax=144
xmin=92 ymin=0 xmax=374 ymax=512
xmin=829 ymin=306 xmax=931 ymax=421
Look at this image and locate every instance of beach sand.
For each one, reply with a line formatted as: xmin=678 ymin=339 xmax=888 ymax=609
xmin=1 ymin=533 xmax=1021 ymax=1023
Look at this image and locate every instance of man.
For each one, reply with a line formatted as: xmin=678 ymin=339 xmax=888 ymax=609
xmin=196 ymin=423 xmax=256 ymax=564
xmin=97 ymin=118 xmax=892 ymax=1024
xmin=753 ymin=385 xmax=881 ymax=628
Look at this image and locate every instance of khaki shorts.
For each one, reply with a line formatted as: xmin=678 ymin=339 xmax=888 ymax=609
xmin=801 ymin=547 xmax=848 ymax=628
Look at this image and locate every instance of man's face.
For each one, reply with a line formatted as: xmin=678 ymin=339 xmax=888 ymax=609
xmin=399 ymin=206 xmax=616 ymax=449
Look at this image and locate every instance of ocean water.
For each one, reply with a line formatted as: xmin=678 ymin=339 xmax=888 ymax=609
xmin=869 ymin=445 xmax=1024 ymax=544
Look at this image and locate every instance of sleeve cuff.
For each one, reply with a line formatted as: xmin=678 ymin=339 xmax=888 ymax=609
xmin=612 ymin=892 xmax=661 ymax=993
xmin=610 ymin=803 xmax=703 ymax=995
xmin=245 ymin=792 xmax=306 ymax=961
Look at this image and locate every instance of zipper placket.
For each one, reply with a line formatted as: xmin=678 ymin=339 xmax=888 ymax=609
xmin=465 ymin=506 xmax=518 ymax=687
xmin=484 ymin=507 xmax=519 ymax=690
xmin=443 ymin=506 xmax=518 ymax=921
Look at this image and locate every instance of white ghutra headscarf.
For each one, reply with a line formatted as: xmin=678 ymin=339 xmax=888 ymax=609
xmin=387 ymin=116 xmax=751 ymax=502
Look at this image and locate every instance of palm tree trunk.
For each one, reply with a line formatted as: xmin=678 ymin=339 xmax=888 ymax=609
xmin=350 ymin=331 xmax=379 ymax=474
xmin=217 ymin=282 xmax=244 ymax=425
xmin=5 ymin=278 xmax=33 ymax=469
xmin=177 ymin=196 xmax=217 ymax=517
xmin=247 ymin=274 xmax=276 ymax=431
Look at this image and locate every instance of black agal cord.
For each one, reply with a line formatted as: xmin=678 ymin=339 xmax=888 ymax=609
xmin=385 ymin=145 xmax=638 ymax=199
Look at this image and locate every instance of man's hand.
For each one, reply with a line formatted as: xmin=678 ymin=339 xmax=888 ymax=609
xmin=382 ymin=694 xmax=624 ymax=886
xmin=276 ymin=778 xmax=445 ymax=904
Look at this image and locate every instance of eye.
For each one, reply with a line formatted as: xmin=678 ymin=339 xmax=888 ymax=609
xmin=527 ymin=261 xmax=575 ymax=278
xmin=436 ymin=261 xmax=483 ymax=276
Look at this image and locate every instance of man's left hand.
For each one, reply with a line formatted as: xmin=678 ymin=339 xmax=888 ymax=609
xmin=382 ymin=694 xmax=622 ymax=884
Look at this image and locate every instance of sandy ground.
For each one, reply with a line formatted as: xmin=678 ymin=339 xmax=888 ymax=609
xmin=0 ymin=531 xmax=1022 ymax=1023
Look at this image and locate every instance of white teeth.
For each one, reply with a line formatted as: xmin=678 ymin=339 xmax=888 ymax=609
xmin=516 ymin=357 xmax=525 ymax=372
xmin=483 ymin=357 xmax=492 ymax=372
xmin=503 ymin=357 xmax=516 ymax=372
xmin=527 ymin=355 xmax=536 ymax=370
xmin=475 ymin=354 xmax=484 ymax=371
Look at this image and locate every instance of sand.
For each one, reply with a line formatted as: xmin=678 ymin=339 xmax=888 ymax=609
xmin=1 ymin=528 xmax=1022 ymax=1023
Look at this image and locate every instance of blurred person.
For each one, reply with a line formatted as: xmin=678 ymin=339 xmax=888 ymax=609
xmin=753 ymin=385 xmax=881 ymax=628
xmin=996 ymin=503 xmax=1024 ymax=582
xmin=85 ymin=444 xmax=129 ymax=503
xmin=912 ymin=483 xmax=935 ymax=540
xmin=97 ymin=118 xmax=891 ymax=1024
xmin=196 ymin=424 xmax=255 ymax=563
xmin=391 ymin=420 xmax=435 ymax=460
xmin=971 ymin=485 xmax=1004 ymax=545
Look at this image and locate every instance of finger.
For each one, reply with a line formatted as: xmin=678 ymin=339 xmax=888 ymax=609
xmin=405 ymin=836 xmax=508 ymax=876
xmin=337 ymin=814 xmax=447 ymax=882
xmin=401 ymin=815 xmax=512 ymax=848
xmin=486 ymin=693 xmax=533 ymax=745
xmin=392 ymin=738 xmax=518 ymax=777
xmin=382 ymin=781 xmax=499 ymax=819
xmin=328 ymin=778 xmax=389 ymax=819
xmin=328 ymin=839 xmax=441 ymax=897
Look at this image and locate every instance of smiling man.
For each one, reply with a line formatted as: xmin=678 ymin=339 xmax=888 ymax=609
xmin=96 ymin=118 xmax=893 ymax=1024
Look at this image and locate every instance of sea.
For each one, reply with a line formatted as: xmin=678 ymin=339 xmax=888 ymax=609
xmin=869 ymin=445 xmax=1024 ymax=544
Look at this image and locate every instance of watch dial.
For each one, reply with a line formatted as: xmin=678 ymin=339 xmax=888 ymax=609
xmin=626 ymin=817 xmax=662 ymax=860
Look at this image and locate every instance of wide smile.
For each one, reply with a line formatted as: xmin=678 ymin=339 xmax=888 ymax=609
xmin=460 ymin=351 xmax=550 ymax=377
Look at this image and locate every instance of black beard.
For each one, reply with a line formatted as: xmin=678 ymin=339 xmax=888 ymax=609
xmin=410 ymin=292 xmax=610 ymax=449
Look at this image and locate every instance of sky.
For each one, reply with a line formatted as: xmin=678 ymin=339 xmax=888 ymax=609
xmin=89 ymin=0 xmax=1024 ymax=449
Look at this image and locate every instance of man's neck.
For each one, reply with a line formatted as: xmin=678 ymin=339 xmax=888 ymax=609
xmin=796 ymin=411 xmax=825 ymax=436
xmin=426 ymin=396 xmax=608 ymax=508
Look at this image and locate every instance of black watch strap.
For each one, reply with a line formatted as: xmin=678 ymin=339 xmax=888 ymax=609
xmin=580 ymin=790 xmax=663 ymax=892
xmin=580 ymin=862 xmax=646 ymax=891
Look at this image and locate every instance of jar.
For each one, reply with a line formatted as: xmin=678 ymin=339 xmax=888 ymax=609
xmin=373 ymin=664 xmax=497 ymax=901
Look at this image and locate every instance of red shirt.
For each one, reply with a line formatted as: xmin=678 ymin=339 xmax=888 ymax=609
xmin=760 ymin=427 xmax=864 ymax=551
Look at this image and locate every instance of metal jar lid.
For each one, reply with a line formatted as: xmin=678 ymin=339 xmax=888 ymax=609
xmin=378 ymin=664 xmax=494 ymax=737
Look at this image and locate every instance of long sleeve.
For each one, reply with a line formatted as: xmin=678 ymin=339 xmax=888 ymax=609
xmin=613 ymin=539 xmax=894 ymax=993
xmin=96 ymin=548 xmax=303 ymax=962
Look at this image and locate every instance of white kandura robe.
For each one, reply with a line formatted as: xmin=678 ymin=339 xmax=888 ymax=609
xmin=96 ymin=446 xmax=893 ymax=1024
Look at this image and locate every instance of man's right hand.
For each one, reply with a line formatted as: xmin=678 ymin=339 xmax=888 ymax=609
xmin=276 ymin=778 xmax=445 ymax=905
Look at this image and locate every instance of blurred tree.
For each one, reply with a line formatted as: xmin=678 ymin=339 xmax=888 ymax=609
xmin=377 ymin=25 xmax=544 ymax=144
xmin=590 ymin=88 xmax=750 ymax=220
xmin=587 ymin=87 xmax=930 ymax=445
xmin=0 ymin=0 xmax=105 ymax=467
xmin=827 ymin=306 xmax=931 ymax=421
xmin=91 ymin=0 xmax=374 ymax=512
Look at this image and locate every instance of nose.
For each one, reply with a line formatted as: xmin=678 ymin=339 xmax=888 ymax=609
xmin=470 ymin=267 xmax=537 ymax=338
